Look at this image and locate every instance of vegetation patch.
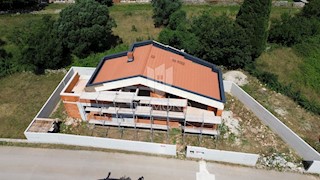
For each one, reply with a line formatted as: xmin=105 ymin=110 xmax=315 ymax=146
xmin=0 ymin=71 xmax=65 ymax=138
xmin=241 ymin=71 xmax=320 ymax=153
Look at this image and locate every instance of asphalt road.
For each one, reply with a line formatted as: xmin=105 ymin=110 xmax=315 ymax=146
xmin=0 ymin=146 xmax=318 ymax=180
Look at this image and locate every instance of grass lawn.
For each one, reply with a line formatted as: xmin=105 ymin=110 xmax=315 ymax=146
xmin=0 ymin=72 xmax=65 ymax=138
xmin=256 ymin=47 xmax=320 ymax=114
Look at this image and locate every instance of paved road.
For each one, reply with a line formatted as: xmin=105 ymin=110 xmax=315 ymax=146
xmin=0 ymin=146 xmax=318 ymax=180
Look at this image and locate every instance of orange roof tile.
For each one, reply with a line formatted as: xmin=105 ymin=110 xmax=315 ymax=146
xmin=88 ymin=41 xmax=224 ymax=102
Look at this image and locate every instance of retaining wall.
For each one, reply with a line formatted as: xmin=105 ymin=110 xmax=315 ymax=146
xmin=224 ymin=81 xmax=320 ymax=173
xmin=25 ymin=132 xmax=176 ymax=156
xmin=307 ymin=161 xmax=320 ymax=174
xmin=186 ymin=146 xmax=259 ymax=166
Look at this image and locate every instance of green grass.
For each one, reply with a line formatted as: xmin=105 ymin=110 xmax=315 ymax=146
xmin=71 ymin=44 xmax=129 ymax=67
xmin=50 ymin=100 xmax=67 ymax=120
xmin=0 ymin=72 xmax=65 ymax=138
xmin=109 ymin=4 xmax=161 ymax=44
xmin=43 ymin=3 xmax=71 ymax=10
xmin=256 ymin=46 xmax=320 ymax=114
xmin=0 ymin=14 xmax=44 ymax=40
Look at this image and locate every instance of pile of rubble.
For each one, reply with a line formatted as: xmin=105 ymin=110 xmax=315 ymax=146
xmin=259 ymin=153 xmax=304 ymax=172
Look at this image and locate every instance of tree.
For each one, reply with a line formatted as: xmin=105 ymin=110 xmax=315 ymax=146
xmin=151 ymin=0 xmax=182 ymax=28
xmin=159 ymin=9 xmax=200 ymax=54
xmin=236 ymin=0 xmax=272 ymax=58
xmin=268 ymin=0 xmax=320 ymax=47
xmin=11 ymin=16 xmax=70 ymax=74
xmin=95 ymin=0 xmax=113 ymax=7
xmin=56 ymin=0 xmax=120 ymax=58
xmin=159 ymin=27 xmax=200 ymax=55
xmin=159 ymin=13 xmax=252 ymax=69
xmin=167 ymin=10 xmax=187 ymax=30
xmin=300 ymin=0 xmax=320 ymax=19
xmin=192 ymin=14 xmax=252 ymax=68
xmin=0 ymin=39 xmax=13 ymax=77
xmin=268 ymin=13 xmax=320 ymax=46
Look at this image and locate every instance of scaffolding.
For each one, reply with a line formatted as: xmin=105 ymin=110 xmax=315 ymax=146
xmin=80 ymin=90 xmax=221 ymax=142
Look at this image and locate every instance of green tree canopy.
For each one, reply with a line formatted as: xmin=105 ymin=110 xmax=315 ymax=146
xmin=151 ymin=0 xmax=182 ymax=28
xmin=56 ymin=0 xmax=120 ymax=58
xmin=268 ymin=0 xmax=320 ymax=46
xmin=167 ymin=9 xmax=187 ymax=30
xmin=159 ymin=13 xmax=252 ymax=69
xmin=11 ymin=16 xmax=70 ymax=74
xmin=192 ymin=14 xmax=252 ymax=68
xmin=268 ymin=13 xmax=320 ymax=46
xmin=300 ymin=0 xmax=320 ymax=19
xmin=236 ymin=0 xmax=272 ymax=58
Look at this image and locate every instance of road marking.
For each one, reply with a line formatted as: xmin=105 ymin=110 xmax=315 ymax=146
xmin=196 ymin=160 xmax=216 ymax=180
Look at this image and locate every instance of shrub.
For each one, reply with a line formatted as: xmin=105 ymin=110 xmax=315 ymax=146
xmin=72 ymin=44 xmax=128 ymax=67
xmin=131 ymin=25 xmax=138 ymax=32
xmin=0 ymin=39 xmax=13 ymax=77
xmin=151 ymin=0 xmax=182 ymax=27
xmin=268 ymin=14 xmax=320 ymax=46
xmin=167 ymin=9 xmax=187 ymax=30
xmin=299 ymin=0 xmax=320 ymax=19
xmin=10 ymin=16 xmax=70 ymax=74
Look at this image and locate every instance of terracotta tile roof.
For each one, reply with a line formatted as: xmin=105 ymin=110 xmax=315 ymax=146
xmin=87 ymin=41 xmax=225 ymax=102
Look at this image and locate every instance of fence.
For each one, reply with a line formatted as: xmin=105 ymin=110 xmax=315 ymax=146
xmin=25 ymin=132 xmax=176 ymax=156
xmin=224 ymin=81 xmax=320 ymax=173
xmin=186 ymin=146 xmax=259 ymax=166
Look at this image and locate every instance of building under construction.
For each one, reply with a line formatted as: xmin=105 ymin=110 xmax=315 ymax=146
xmin=60 ymin=41 xmax=226 ymax=137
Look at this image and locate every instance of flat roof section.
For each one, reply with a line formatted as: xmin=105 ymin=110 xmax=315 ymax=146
xmin=27 ymin=118 xmax=54 ymax=133
xmin=89 ymin=41 xmax=223 ymax=102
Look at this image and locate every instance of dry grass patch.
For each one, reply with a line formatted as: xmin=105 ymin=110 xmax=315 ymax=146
xmin=109 ymin=4 xmax=162 ymax=44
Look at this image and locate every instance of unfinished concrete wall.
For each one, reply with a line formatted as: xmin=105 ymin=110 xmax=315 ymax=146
xmin=25 ymin=132 xmax=177 ymax=156
xmin=186 ymin=146 xmax=259 ymax=166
